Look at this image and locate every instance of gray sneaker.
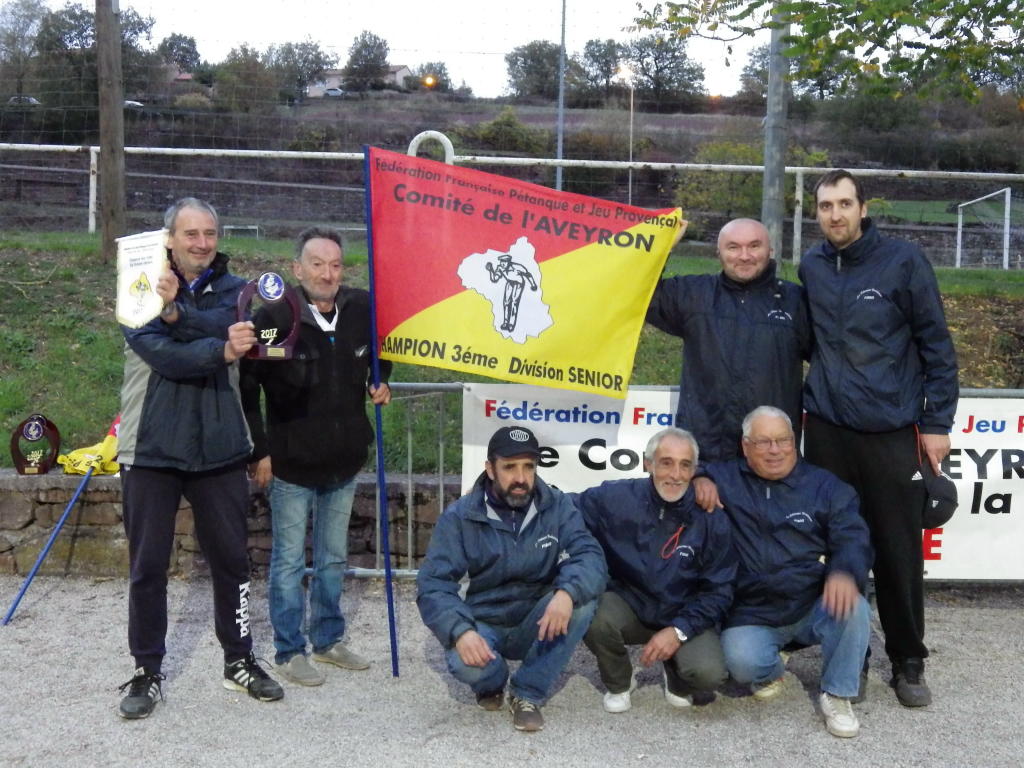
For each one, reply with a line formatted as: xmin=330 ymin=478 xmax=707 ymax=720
xmin=891 ymin=658 xmax=932 ymax=707
xmin=312 ymin=642 xmax=371 ymax=670
xmin=276 ymin=654 xmax=326 ymax=686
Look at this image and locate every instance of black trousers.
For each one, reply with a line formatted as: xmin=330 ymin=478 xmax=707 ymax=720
xmin=122 ymin=462 xmax=253 ymax=672
xmin=804 ymin=414 xmax=928 ymax=662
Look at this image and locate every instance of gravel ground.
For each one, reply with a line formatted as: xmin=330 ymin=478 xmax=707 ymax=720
xmin=1 ymin=575 xmax=1021 ymax=768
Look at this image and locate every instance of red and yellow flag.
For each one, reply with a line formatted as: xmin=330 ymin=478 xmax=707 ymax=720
xmin=367 ymin=147 xmax=685 ymax=398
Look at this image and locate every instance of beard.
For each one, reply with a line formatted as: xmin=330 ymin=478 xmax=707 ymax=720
xmin=498 ymin=481 xmax=534 ymax=509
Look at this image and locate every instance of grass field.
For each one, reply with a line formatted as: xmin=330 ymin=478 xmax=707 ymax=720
xmin=1 ymin=231 xmax=1021 ymax=471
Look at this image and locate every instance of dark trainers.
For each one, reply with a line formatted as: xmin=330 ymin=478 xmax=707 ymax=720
xmin=117 ymin=667 xmax=164 ymax=719
xmin=891 ymin=657 xmax=932 ymax=708
xmin=509 ymin=695 xmax=544 ymax=732
xmin=476 ymin=688 xmax=506 ymax=711
xmin=224 ymin=653 xmax=284 ymax=702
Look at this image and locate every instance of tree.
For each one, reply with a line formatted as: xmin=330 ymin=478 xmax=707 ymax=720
xmin=266 ymin=39 xmax=337 ymax=104
xmin=623 ymin=34 xmax=705 ymax=112
xmin=408 ymin=61 xmax=453 ymax=92
xmin=637 ymin=0 xmax=1024 ymax=99
xmin=505 ymin=40 xmax=561 ymax=100
xmin=675 ymin=140 xmax=828 ymax=226
xmin=738 ymin=43 xmax=771 ymax=101
xmin=581 ymin=38 xmax=622 ymax=98
xmin=157 ymin=33 xmax=200 ymax=73
xmin=33 ymin=3 xmax=155 ymax=108
xmin=214 ymin=44 xmax=277 ymax=113
xmin=342 ymin=30 xmax=388 ymax=92
xmin=0 ymin=0 xmax=46 ymax=96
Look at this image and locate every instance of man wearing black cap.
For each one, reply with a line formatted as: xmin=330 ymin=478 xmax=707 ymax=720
xmin=417 ymin=426 xmax=607 ymax=732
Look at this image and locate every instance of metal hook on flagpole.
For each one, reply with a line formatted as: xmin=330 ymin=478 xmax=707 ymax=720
xmin=406 ymin=131 xmax=454 ymax=165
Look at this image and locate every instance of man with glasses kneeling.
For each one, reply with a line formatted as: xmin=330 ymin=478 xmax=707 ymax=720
xmin=703 ymin=406 xmax=873 ymax=738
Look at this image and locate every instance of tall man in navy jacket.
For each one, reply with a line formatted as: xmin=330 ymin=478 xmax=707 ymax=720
xmin=800 ymin=170 xmax=958 ymax=707
xmin=646 ymin=218 xmax=810 ymax=467
xmin=417 ymin=426 xmax=606 ymax=733
xmin=577 ymin=428 xmax=735 ymax=714
xmin=240 ymin=227 xmax=391 ymax=687
xmin=707 ymin=407 xmax=872 ymax=739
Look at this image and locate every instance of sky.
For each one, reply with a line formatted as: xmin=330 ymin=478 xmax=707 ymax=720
xmin=100 ymin=0 xmax=765 ymax=97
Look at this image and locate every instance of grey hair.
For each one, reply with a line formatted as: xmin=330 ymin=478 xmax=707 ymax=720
xmin=296 ymin=226 xmax=343 ymax=261
xmin=643 ymin=427 xmax=699 ymax=464
xmin=164 ymin=197 xmax=219 ymax=233
xmin=741 ymin=406 xmax=793 ymax=438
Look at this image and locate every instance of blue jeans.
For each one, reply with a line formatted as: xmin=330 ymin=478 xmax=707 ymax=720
xmin=721 ymin=595 xmax=870 ymax=698
xmin=268 ymin=475 xmax=356 ymax=665
xmin=445 ymin=593 xmax=597 ymax=705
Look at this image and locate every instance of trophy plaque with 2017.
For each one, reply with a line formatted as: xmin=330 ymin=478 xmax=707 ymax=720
xmin=236 ymin=272 xmax=301 ymax=359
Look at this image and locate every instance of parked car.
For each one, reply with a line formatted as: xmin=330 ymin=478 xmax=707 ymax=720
xmin=6 ymin=96 xmax=41 ymax=106
xmin=323 ymin=87 xmax=345 ymax=98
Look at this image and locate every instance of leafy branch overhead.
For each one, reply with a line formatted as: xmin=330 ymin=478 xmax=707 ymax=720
xmin=636 ymin=0 xmax=1024 ymax=98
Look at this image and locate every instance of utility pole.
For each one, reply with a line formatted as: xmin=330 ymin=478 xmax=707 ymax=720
xmin=96 ymin=0 xmax=126 ymax=263
xmin=555 ymin=0 xmax=566 ymax=191
xmin=761 ymin=17 xmax=789 ymax=262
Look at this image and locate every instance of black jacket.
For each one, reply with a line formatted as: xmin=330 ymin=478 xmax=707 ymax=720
xmin=646 ymin=262 xmax=810 ymax=462
xmin=240 ymin=285 xmax=392 ymax=487
xmin=799 ymin=218 xmax=958 ymax=433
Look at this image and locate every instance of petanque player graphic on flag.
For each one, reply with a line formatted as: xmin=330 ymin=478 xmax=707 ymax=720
xmin=366 ymin=146 xmax=686 ymax=398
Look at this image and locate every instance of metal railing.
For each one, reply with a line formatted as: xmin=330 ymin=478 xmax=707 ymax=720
xmin=3 ymin=138 xmax=1023 ymax=265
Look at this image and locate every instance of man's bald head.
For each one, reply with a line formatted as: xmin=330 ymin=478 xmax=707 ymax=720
xmin=717 ymin=218 xmax=772 ymax=284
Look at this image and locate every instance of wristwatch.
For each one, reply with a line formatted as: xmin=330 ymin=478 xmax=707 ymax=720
xmin=673 ymin=627 xmax=688 ymax=643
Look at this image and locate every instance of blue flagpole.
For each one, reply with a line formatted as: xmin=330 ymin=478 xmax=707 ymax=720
xmin=363 ymin=145 xmax=400 ymax=677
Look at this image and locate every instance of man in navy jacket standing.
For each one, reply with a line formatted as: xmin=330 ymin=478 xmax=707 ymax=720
xmin=800 ymin=170 xmax=958 ymax=707
xmin=577 ymin=428 xmax=736 ymax=714
xmin=417 ymin=426 xmax=606 ymax=733
xmin=706 ymin=407 xmax=872 ymax=739
xmin=646 ymin=218 xmax=810 ymax=465
xmin=117 ymin=198 xmax=283 ymax=719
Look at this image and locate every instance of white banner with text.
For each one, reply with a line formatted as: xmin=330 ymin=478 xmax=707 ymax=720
xmin=461 ymin=385 xmax=1023 ymax=580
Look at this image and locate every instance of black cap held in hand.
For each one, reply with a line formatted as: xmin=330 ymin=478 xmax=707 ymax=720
xmin=487 ymin=426 xmax=541 ymax=460
xmin=922 ymin=461 xmax=958 ymax=529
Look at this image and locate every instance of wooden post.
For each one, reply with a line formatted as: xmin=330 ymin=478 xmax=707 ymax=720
xmin=96 ymin=0 xmax=126 ymax=263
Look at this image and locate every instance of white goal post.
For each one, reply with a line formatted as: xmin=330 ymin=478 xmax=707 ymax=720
xmin=955 ymin=187 xmax=1011 ymax=269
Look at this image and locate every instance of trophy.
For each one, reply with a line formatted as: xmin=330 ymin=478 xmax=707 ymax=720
xmin=10 ymin=414 xmax=60 ymax=475
xmin=236 ymin=272 xmax=302 ymax=359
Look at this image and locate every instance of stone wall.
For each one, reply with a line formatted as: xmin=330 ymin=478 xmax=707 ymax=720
xmin=0 ymin=469 xmax=460 ymax=578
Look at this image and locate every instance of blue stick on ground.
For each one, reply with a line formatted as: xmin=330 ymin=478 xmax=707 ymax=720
xmin=3 ymin=466 xmax=95 ymax=626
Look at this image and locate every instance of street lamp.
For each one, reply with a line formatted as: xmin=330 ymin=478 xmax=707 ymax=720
xmin=617 ymin=64 xmax=635 ymax=206
xmin=423 ymin=75 xmax=436 ymax=90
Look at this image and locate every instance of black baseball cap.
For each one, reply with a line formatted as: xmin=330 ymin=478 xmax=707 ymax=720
xmin=922 ymin=461 xmax=958 ymax=529
xmin=487 ymin=426 xmax=541 ymax=460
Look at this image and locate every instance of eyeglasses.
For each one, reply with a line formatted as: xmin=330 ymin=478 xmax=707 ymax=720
xmin=744 ymin=436 xmax=795 ymax=451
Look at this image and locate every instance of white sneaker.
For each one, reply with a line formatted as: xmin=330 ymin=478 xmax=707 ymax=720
xmin=662 ymin=669 xmax=693 ymax=708
xmin=819 ymin=692 xmax=860 ymax=738
xmin=602 ymin=674 xmax=637 ymax=713
xmin=752 ymin=676 xmax=785 ymax=701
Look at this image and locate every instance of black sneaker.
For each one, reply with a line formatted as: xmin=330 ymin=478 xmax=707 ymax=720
xmin=223 ymin=653 xmax=284 ymax=702
xmin=117 ymin=667 xmax=164 ymax=719
xmin=890 ymin=657 xmax=932 ymax=708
